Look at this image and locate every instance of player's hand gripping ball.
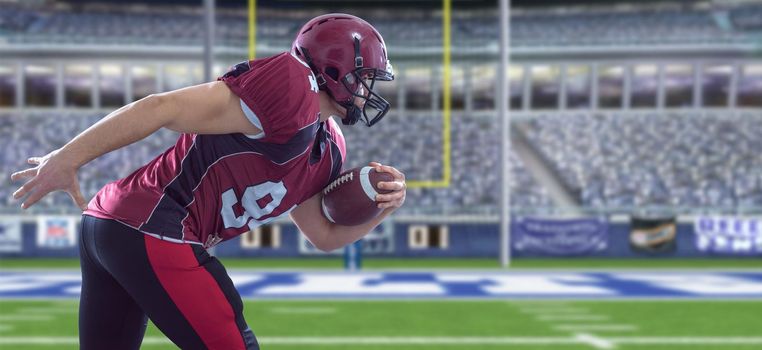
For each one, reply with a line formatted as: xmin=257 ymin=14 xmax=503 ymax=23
xmin=321 ymin=166 xmax=394 ymax=226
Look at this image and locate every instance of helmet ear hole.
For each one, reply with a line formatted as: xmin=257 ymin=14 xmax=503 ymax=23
xmin=324 ymin=67 xmax=340 ymax=81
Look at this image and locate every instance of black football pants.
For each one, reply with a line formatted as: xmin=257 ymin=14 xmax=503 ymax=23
xmin=78 ymin=214 xmax=259 ymax=350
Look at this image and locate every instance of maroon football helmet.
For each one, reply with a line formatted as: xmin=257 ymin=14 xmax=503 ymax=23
xmin=292 ymin=14 xmax=394 ymax=127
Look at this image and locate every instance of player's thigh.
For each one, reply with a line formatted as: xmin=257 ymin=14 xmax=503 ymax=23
xmin=87 ymin=220 xmax=208 ymax=348
xmin=192 ymin=246 xmax=258 ymax=349
xmin=139 ymin=238 xmax=259 ymax=350
xmin=78 ymin=215 xmax=148 ymax=350
xmin=91 ymin=223 xmax=257 ymax=349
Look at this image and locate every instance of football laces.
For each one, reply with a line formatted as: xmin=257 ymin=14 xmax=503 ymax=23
xmin=323 ymin=171 xmax=354 ymax=195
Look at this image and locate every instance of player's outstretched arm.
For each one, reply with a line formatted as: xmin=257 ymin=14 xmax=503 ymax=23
xmin=290 ymin=162 xmax=406 ymax=252
xmin=10 ymin=82 xmax=261 ymax=210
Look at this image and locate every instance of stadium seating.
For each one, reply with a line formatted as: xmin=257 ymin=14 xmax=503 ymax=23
xmin=1 ymin=3 xmax=760 ymax=48
xmin=521 ymin=111 xmax=762 ymax=212
xmin=511 ymin=9 xmax=746 ymax=47
xmin=0 ymin=113 xmax=178 ymax=213
xmin=730 ymin=4 xmax=762 ymax=30
xmin=8 ymin=110 xmax=762 ymax=216
xmin=0 ymin=112 xmax=552 ymax=216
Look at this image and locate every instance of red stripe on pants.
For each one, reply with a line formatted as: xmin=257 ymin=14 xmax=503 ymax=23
xmin=144 ymin=235 xmax=245 ymax=350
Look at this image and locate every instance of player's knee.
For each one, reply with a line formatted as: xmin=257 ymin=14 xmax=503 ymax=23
xmin=241 ymin=327 xmax=260 ymax=350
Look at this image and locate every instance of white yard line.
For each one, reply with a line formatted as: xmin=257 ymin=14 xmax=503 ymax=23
xmin=2 ymin=336 xmax=762 ymax=346
xmin=0 ymin=315 xmax=54 ymax=321
xmin=611 ymin=337 xmax=762 ymax=345
xmin=268 ymin=307 xmax=337 ymax=314
xmin=537 ymin=315 xmax=609 ymax=321
xmin=555 ymin=324 xmax=638 ymax=332
xmin=574 ymin=333 xmax=616 ymax=349
xmin=518 ymin=308 xmax=590 ymax=314
xmin=15 ymin=307 xmax=77 ymax=314
xmin=262 ymin=337 xmax=576 ymax=345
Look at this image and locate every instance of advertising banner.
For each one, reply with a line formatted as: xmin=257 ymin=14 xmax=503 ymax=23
xmin=513 ymin=217 xmax=608 ymax=256
xmin=695 ymin=216 xmax=762 ymax=255
xmin=0 ymin=217 xmax=23 ymax=253
xmin=629 ymin=216 xmax=677 ymax=254
xmin=36 ymin=216 xmax=77 ymax=248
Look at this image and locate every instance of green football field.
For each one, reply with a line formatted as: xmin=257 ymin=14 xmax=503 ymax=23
xmin=3 ymin=258 xmax=762 ymax=349
xmin=1 ymin=299 xmax=761 ymax=349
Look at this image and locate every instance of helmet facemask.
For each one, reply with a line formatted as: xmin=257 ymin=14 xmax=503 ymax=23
xmin=338 ymin=65 xmax=394 ymax=127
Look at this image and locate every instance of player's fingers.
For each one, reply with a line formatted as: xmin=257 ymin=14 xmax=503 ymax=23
xmin=10 ymin=168 xmax=37 ymax=182
xmin=378 ymin=180 xmax=404 ymax=191
xmin=389 ymin=196 xmax=406 ymax=208
xmin=67 ymin=185 xmax=88 ymax=211
xmin=376 ymin=189 xmax=405 ymax=202
xmin=369 ymin=162 xmax=383 ymax=172
xmin=21 ymin=187 xmax=47 ymax=210
xmin=27 ymin=157 xmax=42 ymax=165
xmin=12 ymin=178 xmax=40 ymax=199
xmin=377 ymin=199 xmax=404 ymax=209
xmin=378 ymin=164 xmax=405 ymax=181
xmin=12 ymin=186 xmax=27 ymax=200
xmin=392 ymin=168 xmax=406 ymax=181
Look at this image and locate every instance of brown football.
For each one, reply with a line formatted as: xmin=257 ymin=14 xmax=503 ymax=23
xmin=321 ymin=166 xmax=394 ymax=226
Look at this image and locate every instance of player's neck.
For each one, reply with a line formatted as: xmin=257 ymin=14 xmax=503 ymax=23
xmin=318 ymin=91 xmax=347 ymax=124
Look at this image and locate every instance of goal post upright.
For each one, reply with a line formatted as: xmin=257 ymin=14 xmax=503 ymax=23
xmin=498 ymin=0 xmax=512 ymax=268
xmin=405 ymin=0 xmax=452 ymax=189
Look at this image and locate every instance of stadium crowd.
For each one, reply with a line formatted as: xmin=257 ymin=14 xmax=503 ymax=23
xmin=0 ymin=112 xmax=552 ymax=216
xmin=9 ymin=110 xmax=762 ymax=216
xmin=1 ymin=2 xmax=760 ymax=48
xmin=522 ymin=111 xmax=762 ymax=212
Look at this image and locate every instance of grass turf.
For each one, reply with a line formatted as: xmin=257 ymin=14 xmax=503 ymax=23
xmin=2 ymin=257 xmax=762 ymax=269
xmin=1 ymin=300 xmax=761 ymax=349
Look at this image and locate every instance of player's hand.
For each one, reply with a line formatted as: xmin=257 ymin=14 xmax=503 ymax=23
xmin=370 ymin=162 xmax=405 ymax=210
xmin=10 ymin=149 xmax=88 ymax=211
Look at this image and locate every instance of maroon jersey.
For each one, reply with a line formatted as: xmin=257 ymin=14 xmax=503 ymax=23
xmin=84 ymin=52 xmax=346 ymax=247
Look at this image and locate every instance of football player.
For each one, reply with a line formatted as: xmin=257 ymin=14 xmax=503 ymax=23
xmin=10 ymin=14 xmax=405 ymax=350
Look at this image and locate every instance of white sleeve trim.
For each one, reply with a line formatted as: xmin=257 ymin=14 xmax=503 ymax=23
xmin=239 ymin=99 xmax=265 ymax=139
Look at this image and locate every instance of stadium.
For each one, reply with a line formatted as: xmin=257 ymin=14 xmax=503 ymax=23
xmin=1 ymin=0 xmax=762 ymax=349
